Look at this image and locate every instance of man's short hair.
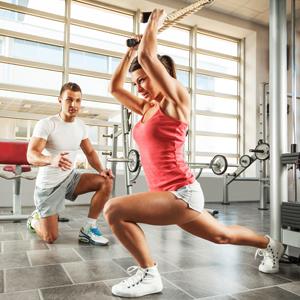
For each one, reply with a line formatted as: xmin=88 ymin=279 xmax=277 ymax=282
xmin=59 ymin=82 xmax=82 ymax=96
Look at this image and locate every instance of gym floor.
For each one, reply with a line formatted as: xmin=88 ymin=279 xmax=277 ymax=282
xmin=0 ymin=203 xmax=299 ymax=300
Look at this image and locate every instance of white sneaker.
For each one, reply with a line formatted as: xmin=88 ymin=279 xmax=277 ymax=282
xmin=112 ymin=264 xmax=163 ymax=298
xmin=255 ymin=235 xmax=285 ymax=273
xmin=78 ymin=225 xmax=109 ymax=246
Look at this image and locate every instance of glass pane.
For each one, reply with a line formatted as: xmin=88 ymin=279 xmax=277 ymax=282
xmin=197 ymin=33 xmax=238 ymax=56
xmin=197 ymin=54 xmax=238 ymax=76
xmin=70 ymin=49 xmax=121 ymax=73
xmin=71 ymin=2 xmax=133 ymax=32
xmin=87 ymin=126 xmax=99 ymax=145
xmin=195 ymin=135 xmax=237 ymax=154
xmin=70 ymin=25 xmax=128 ymax=53
xmin=15 ymin=119 xmax=28 ymax=138
xmin=196 ymin=74 xmax=238 ymax=95
xmin=177 ymin=70 xmax=189 ymax=87
xmin=2 ymin=0 xmax=65 ymax=15
xmin=157 ymin=45 xmax=189 ymax=66
xmin=0 ymin=90 xmax=57 ymax=103
xmin=140 ymin=23 xmax=189 ymax=45
xmin=0 ymin=9 xmax=64 ymax=40
xmin=196 ymin=115 xmax=238 ymax=134
xmin=1 ymin=36 xmax=63 ymax=65
xmin=0 ymin=63 xmax=62 ymax=90
xmin=80 ymin=101 xmax=120 ymax=121
xmin=196 ymin=95 xmax=238 ymax=114
xmin=69 ymin=74 xmax=131 ymax=97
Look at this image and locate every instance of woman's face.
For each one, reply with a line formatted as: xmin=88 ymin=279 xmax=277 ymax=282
xmin=131 ymin=69 xmax=160 ymax=101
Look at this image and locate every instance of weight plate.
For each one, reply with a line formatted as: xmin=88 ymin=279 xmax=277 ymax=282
xmin=128 ymin=149 xmax=140 ymax=172
xmin=239 ymin=154 xmax=252 ymax=168
xmin=255 ymin=143 xmax=270 ymax=160
xmin=210 ymin=155 xmax=228 ymax=175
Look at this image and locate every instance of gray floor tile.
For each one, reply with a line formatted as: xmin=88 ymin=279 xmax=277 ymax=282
xmin=63 ymin=259 xmax=127 ymax=283
xmin=113 ymin=256 xmax=180 ymax=274
xmin=0 ymin=252 xmax=30 ymax=269
xmin=28 ymin=248 xmax=83 ymax=266
xmin=105 ymin=277 xmax=194 ymax=300
xmin=0 ymin=232 xmax=22 ymax=242
xmin=5 ymin=264 xmax=72 ymax=292
xmin=197 ymin=296 xmax=236 ymax=300
xmin=163 ymin=268 xmax=248 ymax=298
xmin=276 ymin=263 xmax=300 ymax=281
xmin=232 ymin=286 xmax=300 ymax=300
xmin=41 ymin=281 xmax=119 ymax=300
xmin=73 ymin=244 xmax=128 ymax=261
xmin=0 ymin=271 xmax=3 ymax=293
xmin=2 ymin=240 xmax=48 ymax=253
xmin=0 ymin=290 xmax=40 ymax=300
xmin=213 ymin=263 xmax=290 ymax=289
xmin=280 ymin=281 xmax=300 ymax=296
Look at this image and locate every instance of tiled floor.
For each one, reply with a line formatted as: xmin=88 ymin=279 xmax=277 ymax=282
xmin=0 ymin=203 xmax=299 ymax=299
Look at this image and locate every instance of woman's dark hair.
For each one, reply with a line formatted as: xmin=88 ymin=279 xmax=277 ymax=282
xmin=129 ymin=55 xmax=177 ymax=79
xmin=59 ymin=82 xmax=82 ymax=96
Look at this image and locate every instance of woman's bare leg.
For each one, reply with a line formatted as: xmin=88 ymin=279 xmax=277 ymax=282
xmin=104 ymin=192 xmax=269 ymax=269
xmin=104 ymin=191 xmax=195 ymax=268
xmin=179 ymin=210 xmax=269 ymax=248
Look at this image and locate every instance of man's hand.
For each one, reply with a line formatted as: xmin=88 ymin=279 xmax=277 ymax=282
xmin=99 ymin=168 xmax=115 ymax=179
xmin=50 ymin=152 xmax=72 ymax=171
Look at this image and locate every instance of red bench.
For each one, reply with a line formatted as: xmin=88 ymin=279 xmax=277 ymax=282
xmin=0 ymin=141 xmax=34 ymax=221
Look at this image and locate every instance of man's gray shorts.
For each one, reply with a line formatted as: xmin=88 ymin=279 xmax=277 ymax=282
xmin=34 ymin=170 xmax=81 ymax=218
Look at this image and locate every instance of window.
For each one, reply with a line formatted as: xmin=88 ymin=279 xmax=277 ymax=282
xmin=71 ymin=2 xmax=133 ymax=32
xmin=0 ymin=9 xmax=64 ymax=40
xmin=1 ymin=0 xmax=65 ymax=15
xmin=0 ymin=1 xmax=241 ymax=173
xmin=195 ymin=32 xmax=240 ymax=168
xmin=1 ymin=36 xmax=63 ymax=65
xmin=69 ymin=49 xmax=120 ymax=73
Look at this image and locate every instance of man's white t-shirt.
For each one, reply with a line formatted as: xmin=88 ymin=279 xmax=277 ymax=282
xmin=32 ymin=114 xmax=88 ymax=189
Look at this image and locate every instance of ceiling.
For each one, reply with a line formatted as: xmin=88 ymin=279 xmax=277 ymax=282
xmin=183 ymin=0 xmax=300 ymax=26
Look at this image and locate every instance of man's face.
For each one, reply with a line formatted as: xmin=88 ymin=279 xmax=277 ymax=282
xmin=59 ymin=89 xmax=82 ymax=118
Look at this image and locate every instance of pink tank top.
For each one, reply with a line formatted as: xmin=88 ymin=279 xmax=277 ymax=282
xmin=133 ymin=105 xmax=195 ymax=191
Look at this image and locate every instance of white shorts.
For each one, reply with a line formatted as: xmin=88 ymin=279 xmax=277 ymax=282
xmin=170 ymin=180 xmax=205 ymax=213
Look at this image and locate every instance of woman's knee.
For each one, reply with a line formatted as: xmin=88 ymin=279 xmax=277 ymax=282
xmin=103 ymin=198 xmax=122 ymax=224
xmin=211 ymin=230 xmax=232 ymax=244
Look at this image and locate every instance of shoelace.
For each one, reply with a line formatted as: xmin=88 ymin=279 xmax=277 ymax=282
xmin=122 ymin=266 xmax=146 ymax=288
xmin=255 ymin=248 xmax=274 ymax=264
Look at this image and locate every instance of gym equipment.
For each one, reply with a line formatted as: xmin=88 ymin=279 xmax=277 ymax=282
xmin=127 ymin=149 xmax=140 ymax=173
xmin=127 ymin=0 xmax=214 ymax=47
xmin=210 ymin=155 xmax=228 ymax=175
xmin=222 ymin=140 xmax=270 ymax=206
xmin=239 ymin=155 xmax=252 ymax=168
xmin=250 ymin=142 xmax=270 ymax=161
xmin=0 ymin=141 xmax=36 ymax=220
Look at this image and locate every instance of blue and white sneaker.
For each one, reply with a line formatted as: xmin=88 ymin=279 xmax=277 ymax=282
xmin=79 ymin=225 xmax=109 ymax=246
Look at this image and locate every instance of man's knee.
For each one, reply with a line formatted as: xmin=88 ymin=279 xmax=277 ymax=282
xmin=97 ymin=175 xmax=113 ymax=193
xmin=42 ymin=232 xmax=58 ymax=244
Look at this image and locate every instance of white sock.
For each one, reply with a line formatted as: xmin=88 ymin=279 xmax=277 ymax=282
xmin=31 ymin=218 xmax=39 ymax=229
xmin=85 ymin=217 xmax=97 ymax=228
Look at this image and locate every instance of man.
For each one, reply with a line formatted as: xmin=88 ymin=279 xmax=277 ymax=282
xmin=27 ymin=82 xmax=113 ymax=245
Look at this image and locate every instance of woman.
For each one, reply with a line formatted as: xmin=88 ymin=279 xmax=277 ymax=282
xmin=106 ymin=9 xmax=284 ymax=298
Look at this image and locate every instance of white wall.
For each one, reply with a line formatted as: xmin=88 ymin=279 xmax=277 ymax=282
xmin=0 ymin=172 xmax=260 ymax=209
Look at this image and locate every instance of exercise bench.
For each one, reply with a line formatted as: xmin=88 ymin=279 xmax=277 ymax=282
xmin=0 ymin=141 xmax=36 ymax=221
